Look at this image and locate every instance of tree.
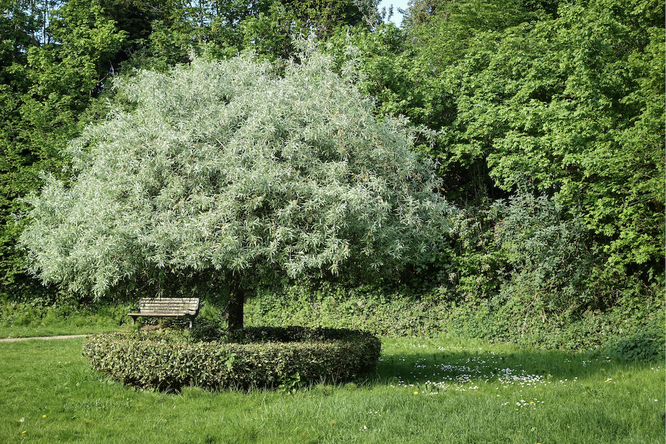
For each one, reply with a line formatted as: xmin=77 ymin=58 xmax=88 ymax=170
xmin=325 ymin=0 xmax=662 ymax=311
xmin=438 ymin=0 xmax=664 ymax=286
xmin=118 ymin=0 xmax=381 ymax=72
xmin=19 ymin=44 xmax=456 ymax=330
xmin=239 ymin=0 xmax=377 ymax=60
xmin=324 ymin=0 xmax=543 ymax=203
xmin=0 ymin=0 xmax=125 ymax=299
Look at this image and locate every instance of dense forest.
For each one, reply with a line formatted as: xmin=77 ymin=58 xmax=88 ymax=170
xmin=1 ymin=0 xmax=663 ymax=347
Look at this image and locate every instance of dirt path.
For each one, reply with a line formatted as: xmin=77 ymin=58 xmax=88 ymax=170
xmin=0 ymin=335 xmax=88 ymax=342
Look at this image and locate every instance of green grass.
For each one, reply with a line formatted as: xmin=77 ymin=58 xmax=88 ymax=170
xmin=0 ymin=322 xmax=126 ymax=339
xmin=0 ymin=303 xmax=130 ymax=339
xmin=0 ymin=336 xmax=663 ymax=443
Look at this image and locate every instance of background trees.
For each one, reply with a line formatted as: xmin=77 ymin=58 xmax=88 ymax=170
xmin=438 ymin=0 xmax=664 ymax=286
xmin=328 ymin=0 xmax=663 ymax=311
xmin=0 ymin=0 xmax=124 ymax=299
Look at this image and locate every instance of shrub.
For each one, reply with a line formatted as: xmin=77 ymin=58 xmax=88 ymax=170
xmin=82 ymin=327 xmax=381 ymax=392
xmin=244 ymin=277 xmax=664 ymax=353
xmin=188 ymin=318 xmax=223 ymax=342
xmin=597 ymin=329 xmax=666 ymax=362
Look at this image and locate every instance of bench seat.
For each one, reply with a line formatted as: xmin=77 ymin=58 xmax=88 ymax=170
xmin=127 ymin=297 xmax=200 ymax=328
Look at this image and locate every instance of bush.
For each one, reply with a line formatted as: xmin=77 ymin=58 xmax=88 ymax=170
xmin=82 ymin=327 xmax=381 ymax=392
xmin=244 ymin=276 xmax=664 ymax=354
xmin=0 ymin=298 xmax=131 ymax=329
xmin=247 ymin=281 xmax=450 ymax=337
xmin=597 ymin=329 xmax=666 ymax=362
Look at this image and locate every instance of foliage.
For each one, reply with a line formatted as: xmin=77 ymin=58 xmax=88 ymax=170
xmin=324 ymin=8 xmax=533 ymax=201
xmin=119 ymin=0 xmax=380 ymax=70
xmin=187 ymin=317 xmax=224 ymax=342
xmin=249 ymin=280 xmax=449 ymax=337
xmin=432 ymin=0 xmax=665 ymax=279
xmin=1 ymin=0 xmax=663 ymax=350
xmin=82 ymin=327 xmax=381 ymax=391
xmin=490 ymin=193 xmax=595 ymax=311
xmin=431 ymin=191 xmax=596 ymax=321
xmin=239 ymin=0 xmax=376 ymax=60
xmin=19 ymin=44 xmax=456 ymax=331
xmin=246 ymin=270 xmax=664 ymax=351
xmin=0 ymin=297 xmax=130 ymax=338
xmin=117 ymin=0 xmax=275 ymax=71
xmin=597 ymin=329 xmax=665 ymax=362
xmin=1 ymin=0 xmax=383 ymax=303
xmin=329 ymin=0 xmax=664 ymax=294
xmin=0 ymin=0 xmax=126 ymax=300
xmin=448 ymin=191 xmax=663 ymax=349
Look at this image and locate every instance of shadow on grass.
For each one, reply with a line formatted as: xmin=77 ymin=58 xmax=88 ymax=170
xmin=369 ymin=347 xmax=655 ymax=387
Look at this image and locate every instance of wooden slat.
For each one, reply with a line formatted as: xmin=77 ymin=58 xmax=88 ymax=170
xmin=135 ymin=298 xmax=200 ymax=316
xmin=127 ymin=297 xmax=200 ymax=328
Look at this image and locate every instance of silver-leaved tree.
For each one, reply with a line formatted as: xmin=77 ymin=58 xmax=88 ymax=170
xmin=19 ymin=44 xmax=456 ymax=330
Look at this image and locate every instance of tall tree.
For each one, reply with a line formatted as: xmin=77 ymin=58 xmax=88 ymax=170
xmin=328 ymin=0 xmax=663 ymax=308
xmin=433 ymin=0 xmax=664 ymax=286
xmin=119 ymin=0 xmax=380 ymax=71
xmin=19 ymin=46 xmax=456 ymax=329
xmin=0 ymin=0 xmax=125 ymax=299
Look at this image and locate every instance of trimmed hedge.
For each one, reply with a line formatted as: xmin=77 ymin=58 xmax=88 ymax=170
xmin=82 ymin=327 xmax=381 ymax=391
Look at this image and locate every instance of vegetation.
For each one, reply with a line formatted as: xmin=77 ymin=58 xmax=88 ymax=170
xmin=1 ymin=337 xmax=663 ymax=443
xmin=18 ymin=47 xmax=454 ymax=331
xmin=0 ymin=298 xmax=128 ymax=338
xmin=83 ymin=327 xmax=381 ymax=391
xmin=328 ymin=0 xmax=664 ymax=293
xmin=244 ymin=277 xmax=664 ymax=354
xmin=2 ymin=0 xmax=664 ymax=349
xmin=1 ymin=1 xmax=662 ymax=439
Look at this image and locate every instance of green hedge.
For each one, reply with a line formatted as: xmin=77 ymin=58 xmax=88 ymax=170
xmin=244 ymin=280 xmax=665 ymax=353
xmin=82 ymin=327 xmax=381 ymax=392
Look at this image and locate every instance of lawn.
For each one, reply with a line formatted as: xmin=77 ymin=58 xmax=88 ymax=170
xmin=0 ymin=304 xmax=129 ymax=339
xmin=0 ymin=335 xmax=663 ymax=443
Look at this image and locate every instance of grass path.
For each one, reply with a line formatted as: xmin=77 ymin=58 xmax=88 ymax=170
xmin=0 ymin=336 xmax=663 ymax=443
xmin=0 ymin=323 xmax=124 ymax=340
xmin=0 ymin=335 xmax=88 ymax=342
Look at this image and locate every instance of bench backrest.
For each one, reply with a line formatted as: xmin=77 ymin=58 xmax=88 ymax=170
xmin=138 ymin=298 xmax=200 ymax=316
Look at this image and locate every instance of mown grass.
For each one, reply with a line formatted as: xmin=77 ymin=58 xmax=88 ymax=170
xmin=0 ymin=321 xmax=126 ymax=339
xmin=0 ymin=336 xmax=663 ymax=443
xmin=0 ymin=303 xmax=130 ymax=339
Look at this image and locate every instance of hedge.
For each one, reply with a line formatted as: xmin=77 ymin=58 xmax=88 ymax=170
xmin=82 ymin=327 xmax=381 ymax=391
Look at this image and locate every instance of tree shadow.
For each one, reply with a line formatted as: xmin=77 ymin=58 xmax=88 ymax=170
xmin=368 ymin=346 xmax=648 ymax=387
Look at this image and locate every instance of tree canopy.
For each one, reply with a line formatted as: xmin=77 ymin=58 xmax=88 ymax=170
xmin=329 ymin=0 xmax=664 ymax=288
xmin=18 ymin=45 xmax=455 ymax=329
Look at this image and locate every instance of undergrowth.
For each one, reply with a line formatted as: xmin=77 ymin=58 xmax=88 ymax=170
xmin=0 ymin=298 xmax=131 ymax=338
xmin=1 ymin=278 xmax=662 ymax=362
xmin=244 ymin=280 xmax=665 ymax=360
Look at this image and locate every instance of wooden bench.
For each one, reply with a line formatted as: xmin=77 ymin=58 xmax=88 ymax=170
xmin=127 ymin=298 xmax=200 ymax=328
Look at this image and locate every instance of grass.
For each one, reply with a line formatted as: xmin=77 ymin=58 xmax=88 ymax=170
xmin=0 ymin=303 xmax=131 ymax=339
xmin=0 ymin=321 xmax=126 ymax=339
xmin=0 ymin=334 xmax=663 ymax=443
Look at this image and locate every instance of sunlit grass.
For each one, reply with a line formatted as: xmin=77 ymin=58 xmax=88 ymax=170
xmin=0 ymin=303 xmax=129 ymax=339
xmin=0 ymin=322 xmax=126 ymax=339
xmin=0 ymin=336 xmax=663 ymax=443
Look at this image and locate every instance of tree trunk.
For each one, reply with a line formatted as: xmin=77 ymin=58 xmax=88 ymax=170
xmin=228 ymin=285 xmax=244 ymax=332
